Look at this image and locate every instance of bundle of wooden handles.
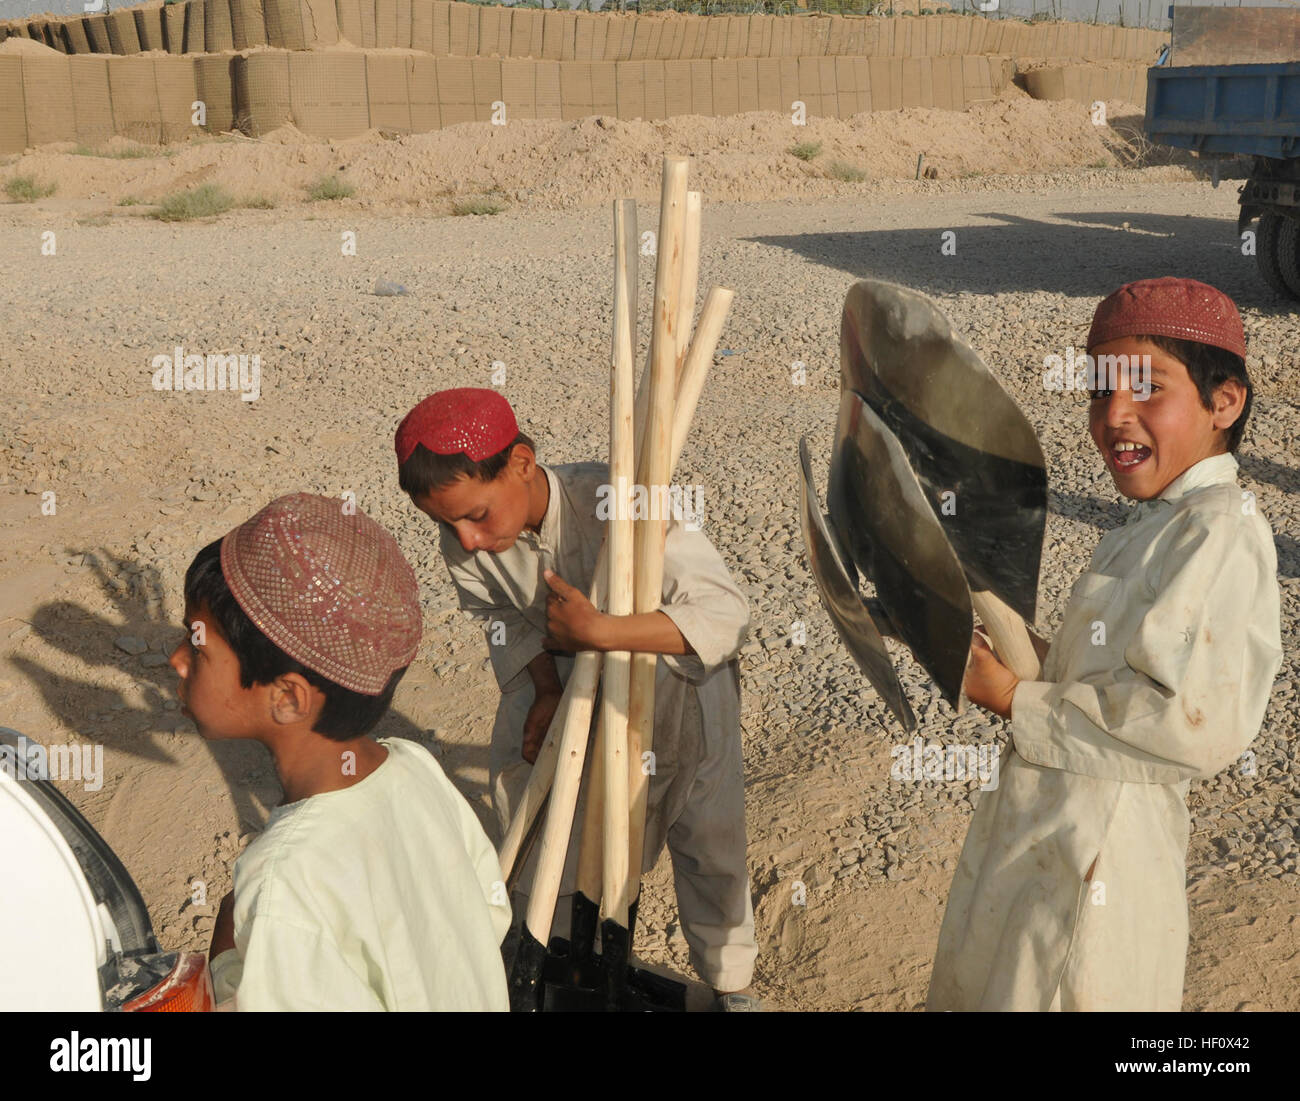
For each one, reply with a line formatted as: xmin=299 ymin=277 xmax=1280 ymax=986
xmin=501 ymin=156 xmax=734 ymax=950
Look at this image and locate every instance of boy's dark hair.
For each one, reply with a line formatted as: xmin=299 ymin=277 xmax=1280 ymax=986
xmin=397 ymin=432 xmax=535 ymax=498
xmin=1143 ymin=334 xmax=1252 ymax=452
xmin=183 ymin=540 xmax=404 ymax=741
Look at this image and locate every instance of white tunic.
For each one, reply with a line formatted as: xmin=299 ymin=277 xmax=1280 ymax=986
xmin=927 ymin=453 xmax=1283 ymax=1011
xmin=441 ymin=462 xmax=758 ymax=991
xmin=210 ymin=738 xmax=511 ymax=1011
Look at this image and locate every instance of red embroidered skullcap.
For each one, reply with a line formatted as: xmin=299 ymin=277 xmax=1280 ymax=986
xmin=220 ymin=493 xmax=422 ymax=696
xmin=1087 ymin=277 xmax=1247 ymax=358
xmin=394 ymin=388 xmax=518 ymax=464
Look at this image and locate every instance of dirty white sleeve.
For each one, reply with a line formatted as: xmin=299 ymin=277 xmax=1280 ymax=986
xmin=1012 ymin=512 xmax=1281 ymax=784
xmin=657 ymin=518 xmax=750 ymax=683
xmin=445 ymin=549 xmax=545 ymax=695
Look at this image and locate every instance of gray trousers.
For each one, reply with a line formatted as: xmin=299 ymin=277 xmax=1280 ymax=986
xmin=492 ymin=657 xmax=757 ymax=992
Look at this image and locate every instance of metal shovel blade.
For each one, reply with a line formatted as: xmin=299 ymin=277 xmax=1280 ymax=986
xmin=798 ymin=438 xmax=916 ymax=732
xmin=534 ymin=935 xmax=686 ymax=1012
xmin=840 ymin=279 xmax=1047 ymax=624
xmin=829 ymin=391 xmax=974 ymax=709
xmin=507 ymin=925 xmax=550 ymax=1012
xmin=521 ymin=894 xmax=686 ymax=1013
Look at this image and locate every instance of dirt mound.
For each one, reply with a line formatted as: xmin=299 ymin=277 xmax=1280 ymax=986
xmin=0 ymin=36 xmax=62 ymax=55
xmin=7 ymin=89 xmax=1150 ymax=212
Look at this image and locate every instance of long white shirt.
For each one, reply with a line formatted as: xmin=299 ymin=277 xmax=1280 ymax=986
xmin=210 ymin=738 xmax=511 ymax=1011
xmin=927 ymin=453 xmax=1283 ymax=1011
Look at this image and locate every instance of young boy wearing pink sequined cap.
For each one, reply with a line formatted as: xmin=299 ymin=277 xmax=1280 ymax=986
xmin=929 ymin=278 xmax=1283 ymax=1011
xmin=169 ymin=492 xmax=511 ymax=1010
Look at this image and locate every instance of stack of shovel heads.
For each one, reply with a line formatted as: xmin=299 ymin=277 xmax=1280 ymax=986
xmin=503 ymin=156 xmax=735 ymax=1011
xmin=799 ymin=279 xmax=1048 ymax=729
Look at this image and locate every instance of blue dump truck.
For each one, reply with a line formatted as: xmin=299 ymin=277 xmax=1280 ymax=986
xmin=1145 ymin=9 xmax=1300 ymax=301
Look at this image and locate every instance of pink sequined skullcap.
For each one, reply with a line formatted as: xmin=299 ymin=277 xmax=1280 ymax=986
xmin=394 ymin=388 xmax=519 ymax=465
xmin=1087 ymin=277 xmax=1247 ymax=358
xmin=220 ymin=493 xmax=422 ymax=696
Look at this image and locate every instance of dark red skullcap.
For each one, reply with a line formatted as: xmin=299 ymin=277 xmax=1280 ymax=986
xmin=394 ymin=388 xmax=518 ymax=465
xmin=220 ymin=493 xmax=422 ymax=696
xmin=1087 ymin=277 xmax=1247 ymax=358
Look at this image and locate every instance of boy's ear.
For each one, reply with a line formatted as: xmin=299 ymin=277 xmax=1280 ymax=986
xmin=268 ymin=673 xmax=321 ymax=727
xmin=1210 ymin=378 xmax=1247 ymax=432
xmin=509 ymin=442 xmax=537 ymax=480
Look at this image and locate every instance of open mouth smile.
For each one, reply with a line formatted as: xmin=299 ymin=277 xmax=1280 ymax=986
xmin=1111 ymin=440 xmax=1152 ymax=471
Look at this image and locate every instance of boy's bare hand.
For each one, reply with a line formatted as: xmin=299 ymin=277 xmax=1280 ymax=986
xmin=542 ymin=570 xmax=607 ymax=652
xmin=963 ymin=630 xmax=1020 ymax=720
xmin=522 ymin=689 xmax=563 ymax=763
xmin=209 ymin=890 xmax=236 ymax=962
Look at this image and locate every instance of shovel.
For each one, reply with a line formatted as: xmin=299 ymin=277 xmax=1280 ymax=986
xmin=534 ymin=195 xmax=684 ymax=1013
xmin=797 ymin=436 xmax=916 ymax=731
xmin=838 ymin=279 xmax=1045 ymax=682
xmin=495 ymin=221 xmax=725 ymax=890
xmin=528 ymin=713 xmax=685 ymax=1012
xmin=829 ymin=391 xmax=975 ymax=709
xmin=508 ymin=165 xmax=709 ymax=1012
xmin=532 ymin=716 xmax=681 ymax=1012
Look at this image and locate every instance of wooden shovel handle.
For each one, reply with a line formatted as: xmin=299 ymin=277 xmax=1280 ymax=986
xmin=632 ymin=190 xmax=700 ymax=481
xmin=497 ymin=651 xmax=599 ymax=878
xmin=626 ymin=285 xmax=732 ymax=894
xmin=496 ymin=292 xmax=733 ymax=885
xmin=497 ymin=228 xmax=737 ymax=900
xmin=970 ymin=590 xmax=1041 ymax=682
xmin=600 ymin=196 xmax=638 ymax=927
xmin=622 ymin=157 xmax=687 ymax=916
xmin=675 ymin=192 xmax=702 ymax=374
xmin=521 ymin=656 xmax=602 ymax=943
xmin=521 ymin=161 xmax=689 ymax=946
xmin=574 ymin=713 xmax=605 ymax=904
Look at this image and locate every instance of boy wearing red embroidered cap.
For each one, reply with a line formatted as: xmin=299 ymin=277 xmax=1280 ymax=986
xmin=928 ymin=278 xmax=1283 ymax=1011
xmin=170 ymin=493 xmax=511 ymax=1011
xmin=394 ymin=388 xmax=760 ymax=1007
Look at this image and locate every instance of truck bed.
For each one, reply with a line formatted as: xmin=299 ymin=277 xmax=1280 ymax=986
xmin=1145 ymin=61 xmax=1300 ymax=160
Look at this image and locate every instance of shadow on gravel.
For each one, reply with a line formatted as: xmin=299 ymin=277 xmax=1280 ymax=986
xmin=749 ymin=210 xmax=1300 ymax=311
xmin=9 ymin=550 xmax=491 ymax=835
xmin=1236 ymin=453 xmax=1300 ymax=578
xmin=1239 ymin=452 xmax=1300 ymax=497
xmin=1047 ymin=491 xmax=1129 ymax=531
xmin=1272 ymin=536 xmax=1300 ymax=579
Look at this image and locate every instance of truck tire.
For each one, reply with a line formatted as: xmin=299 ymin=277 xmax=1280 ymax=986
xmin=1255 ymin=212 xmax=1300 ymax=301
xmin=1279 ymin=217 xmax=1300 ymax=299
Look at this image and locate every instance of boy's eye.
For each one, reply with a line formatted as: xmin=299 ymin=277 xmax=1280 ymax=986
xmin=471 ymin=511 xmax=487 ymax=523
xmin=1089 ymin=389 xmax=1113 ymax=401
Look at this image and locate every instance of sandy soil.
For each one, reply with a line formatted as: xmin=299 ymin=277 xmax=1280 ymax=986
xmin=4 ymin=89 xmax=1180 ymax=212
xmin=1 ymin=100 xmax=1295 ymax=1011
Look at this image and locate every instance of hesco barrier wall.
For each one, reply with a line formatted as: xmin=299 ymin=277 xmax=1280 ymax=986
xmin=1 ymin=54 xmax=210 ymax=147
xmin=0 ymin=6 xmax=1162 ymax=151
xmin=1022 ymin=64 xmax=1148 ymax=110
xmin=0 ymin=4 xmax=1165 ymax=62
xmin=0 ymin=49 xmax=1022 ymax=149
xmin=1171 ymin=7 xmax=1300 ymax=67
xmin=235 ymin=51 xmax=1016 ymax=136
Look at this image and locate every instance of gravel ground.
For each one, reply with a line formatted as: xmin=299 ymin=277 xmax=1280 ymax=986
xmin=1 ymin=166 xmax=1295 ymax=1009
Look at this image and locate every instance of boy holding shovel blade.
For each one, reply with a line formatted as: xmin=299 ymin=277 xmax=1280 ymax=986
xmin=929 ymin=278 xmax=1283 ymax=1011
xmin=394 ymin=387 xmax=759 ymax=1008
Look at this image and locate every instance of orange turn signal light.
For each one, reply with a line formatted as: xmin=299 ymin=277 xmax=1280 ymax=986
xmin=122 ymin=952 xmax=215 ymax=1013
